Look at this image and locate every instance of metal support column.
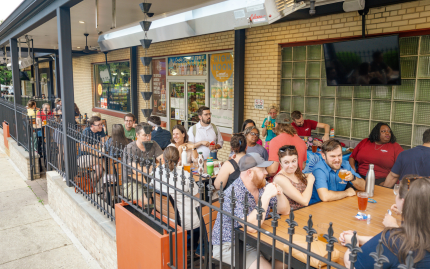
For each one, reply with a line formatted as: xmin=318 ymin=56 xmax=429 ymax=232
xmin=10 ymin=38 xmax=21 ymax=141
xmin=35 ymin=59 xmax=40 ymax=97
xmin=48 ymin=60 xmax=54 ymax=100
xmin=130 ymin=46 xmax=138 ymax=118
xmin=55 ymin=54 xmax=61 ymax=98
xmin=57 ymin=6 xmax=75 ymax=187
xmin=30 ymin=65 xmax=35 ymax=96
xmin=233 ymin=29 xmax=245 ymax=133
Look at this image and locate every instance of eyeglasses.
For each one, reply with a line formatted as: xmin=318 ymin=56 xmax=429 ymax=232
xmin=279 ymin=145 xmax=296 ymax=152
xmin=93 ymin=124 xmax=103 ymax=127
xmin=249 ymin=132 xmax=259 ymax=137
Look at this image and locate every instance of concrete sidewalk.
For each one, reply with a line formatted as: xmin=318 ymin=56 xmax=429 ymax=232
xmin=0 ymin=151 xmax=99 ymax=269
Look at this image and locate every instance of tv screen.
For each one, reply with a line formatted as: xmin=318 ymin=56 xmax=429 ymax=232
xmin=323 ymin=35 xmax=400 ymax=86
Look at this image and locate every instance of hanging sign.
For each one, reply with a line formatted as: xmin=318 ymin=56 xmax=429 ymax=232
xmin=152 ymin=59 xmax=167 ymax=117
xmin=168 ymin=55 xmax=207 ymax=76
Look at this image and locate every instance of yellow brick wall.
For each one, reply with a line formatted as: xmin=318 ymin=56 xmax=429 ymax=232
xmin=243 ymin=0 xmax=430 ymax=144
xmin=72 ymin=49 xmax=130 ymax=134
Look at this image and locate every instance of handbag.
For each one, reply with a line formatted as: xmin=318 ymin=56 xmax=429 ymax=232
xmin=283 ymin=234 xmax=340 ymax=268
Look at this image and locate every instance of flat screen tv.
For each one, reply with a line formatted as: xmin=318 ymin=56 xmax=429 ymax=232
xmin=323 ymin=35 xmax=400 ymax=86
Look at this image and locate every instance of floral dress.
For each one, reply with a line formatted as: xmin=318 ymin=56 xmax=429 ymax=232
xmin=276 ymin=173 xmax=307 ymax=210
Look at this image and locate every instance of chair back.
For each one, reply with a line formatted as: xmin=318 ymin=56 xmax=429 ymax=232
xmin=198 ymin=200 xmax=220 ymax=244
xmin=154 ymin=189 xmax=181 ymax=227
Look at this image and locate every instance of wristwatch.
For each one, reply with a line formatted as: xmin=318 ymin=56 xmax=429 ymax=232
xmin=350 ymin=176 xmax=356 ymax=182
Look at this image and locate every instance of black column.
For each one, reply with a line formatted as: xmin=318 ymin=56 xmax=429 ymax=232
xmin=35 ymin=60 xmax=40 ymax=97
xmin=55 ymin=54 xmax=61 ymax=98
xmin=10 ymin=38 xmax=21 ymax=141
xmin=48 ymin=60 xmax=54 ymax=100
xmin=233 ymin=29 xmax=245 ymax=133
xmin=130 ymin=46 xmax=138 ymax=118
xmin=57 ymin=6 xmax=75 ymax=187
xmin=30 ymin=65 xmax=35 ymax=96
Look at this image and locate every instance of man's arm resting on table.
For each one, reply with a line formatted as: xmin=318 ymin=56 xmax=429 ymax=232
xmin=351 ymin=176 xmax=366 ymax=191
xmin=382 ymin=171 xmax=399 ymax=188
xmin=317 ymin=187 xmax=354 ymax=202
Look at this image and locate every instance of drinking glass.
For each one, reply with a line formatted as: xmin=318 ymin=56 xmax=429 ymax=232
xmin=393 ymin=184 xmax=400 ymax=196
xmin=338 ymin=169 xmax=348 ymax=184
xmin=312 ymin=145 xmax=318 ymax=153
xmin=184 ymin=163 xmax=191 ymax=173
xmin=316 ymin=223 xmax=330 ymax=243
xmin=357 ymin=192 xmax=369 ymax=211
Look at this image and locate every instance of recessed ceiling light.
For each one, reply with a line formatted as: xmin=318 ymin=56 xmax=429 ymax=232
xmin=79 ymin=21 xmax=85 ymax=24
xmin=77 ymin=47 xmax=81 ymax=49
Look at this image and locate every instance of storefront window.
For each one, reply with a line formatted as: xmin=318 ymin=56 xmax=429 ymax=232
xmin=94 ymin=61 xmax=131 ymax=112
xmin=168 ymin=55 xmax=207 ymax=76
xmin=209 ymin=52 xmax=233 ymax=128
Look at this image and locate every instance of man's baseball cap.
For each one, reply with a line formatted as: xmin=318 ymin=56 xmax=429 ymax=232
xmin=275 ymin=112 xmax=290 ymax=124
xmin=238 ymin=153 xmax=273 ymax=172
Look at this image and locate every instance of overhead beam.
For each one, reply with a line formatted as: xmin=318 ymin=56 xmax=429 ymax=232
xmin=0 ymin=0 xmax=84 ymax=47
xmin=57 ymin=6 xmax=75 ymax=187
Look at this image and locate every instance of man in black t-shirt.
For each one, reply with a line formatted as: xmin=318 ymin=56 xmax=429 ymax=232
xmin=382 ymin=128 xmax=430 ymax=187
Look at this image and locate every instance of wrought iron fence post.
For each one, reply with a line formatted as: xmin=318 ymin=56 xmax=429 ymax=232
xmin=243 ymin=193 xmax=249 ymax=268
xmin=346 ymin=231 xmax=363 ymax=269
xmin=303 ymin=215 xmax=317 ymax=269
xmin=207 ymin=176 xmax=215 ymax=269
xmin=323 ymin=222 xmax=338 ymax=269
xmin=189 ymin=167 xmax=195 ymax=269
xmin=398 ymin=251 xmax=415 ymax=269
xmin=270 ymin=202 xmax=280 ymax=269
xmin=286 ymin=210 xmax=298 ymax=269
xmin=256 ymin=196 xmax=265 ymax=269
xmin=218 ymin=182 xmax=225 ymax=267
xmin=229 ymin=187 xmax=236 ymax=269
xmin=370 ymin=239 xmax=389 ymax=269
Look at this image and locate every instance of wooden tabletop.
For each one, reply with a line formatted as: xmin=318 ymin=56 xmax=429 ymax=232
xmin=243 ymin=186 xmax=400 ymax=267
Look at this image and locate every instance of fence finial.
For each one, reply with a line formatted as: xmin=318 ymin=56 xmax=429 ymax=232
xmin=370 ymin=239 xmax=389 ymax=268
xmin=398 ymin=251 xmax=415 ymax=269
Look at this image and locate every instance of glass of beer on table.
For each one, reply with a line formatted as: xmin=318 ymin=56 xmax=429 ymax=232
xmin=311 ymin=144 xmax=318 ymax=153
xmin=357 ymin=192 xmax=369 ymax=211
xmin=317 ymin=223 xmax=330 ymax=243
xmin=338 ymin=169 xmax=348 ymax=184
xmin=184 ymin=163 xmax=191 ymax=173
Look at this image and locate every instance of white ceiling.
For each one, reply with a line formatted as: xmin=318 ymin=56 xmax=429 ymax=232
xmin=22 ymin=0 xmax=224 ymax=51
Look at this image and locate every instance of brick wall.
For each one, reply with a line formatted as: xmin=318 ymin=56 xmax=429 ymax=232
xmin=243 ymin=0 xmax=430 ymax=143
xmin=47 ymin=171 xmax=117 ymax=269
xmin=73 ymin=49 xmax=130 ymax=134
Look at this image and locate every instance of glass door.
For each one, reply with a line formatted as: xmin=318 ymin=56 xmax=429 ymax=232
xmin=168 ymin=81 xmax=186 ymax=132
xmin=167 ymin=80 xmax=207 ymax=131
xmin=187 ymin=81 xmax=206 ymax=127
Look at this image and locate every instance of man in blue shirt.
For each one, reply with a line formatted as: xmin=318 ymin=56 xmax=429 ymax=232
xmin=382 ymin=128 xmax=430 ymax=188
xmin=148 ymin=116 xmax=171 ymax=149
xmin=310 ymin=139 xmax=366 ymax=204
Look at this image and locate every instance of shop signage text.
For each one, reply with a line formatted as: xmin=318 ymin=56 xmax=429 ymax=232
xmin=254 ymin=99 xmax=264 ymax=109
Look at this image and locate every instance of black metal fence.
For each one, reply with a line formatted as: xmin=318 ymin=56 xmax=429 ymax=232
xmin=0 ymin=98 xmax=37 ymax=180
xmin=44 ymin=120 xmax=416 ymax=269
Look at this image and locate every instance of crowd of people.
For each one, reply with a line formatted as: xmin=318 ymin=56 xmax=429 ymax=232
xmin=33 ymin=98 xmax=430 ymax=268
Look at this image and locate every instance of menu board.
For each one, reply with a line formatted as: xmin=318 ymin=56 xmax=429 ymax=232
xmin=168 ymin=55 xmax=207 ymax=76
xmin=209 ymin=52 xmax=234 ymax=128
xmin=152 ymin=59 xmax=167 ymax=117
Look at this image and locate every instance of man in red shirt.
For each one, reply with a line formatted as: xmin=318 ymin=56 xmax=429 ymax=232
xmin=291 ymin=111 xmax=330 ymax=141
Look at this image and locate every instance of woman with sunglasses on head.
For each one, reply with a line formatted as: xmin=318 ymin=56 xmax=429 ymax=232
xmin=243 ymin=126 xmax=268 ymax=161
xmin=340 ymin=177 xmax=430 ymax=269
xmin=273 ymin=145 xmax=315 ymax=210
xmin=214 ymin=133 xmax=247 ymax=190
xmin=242 ymin=119 xmax=263 ymax=146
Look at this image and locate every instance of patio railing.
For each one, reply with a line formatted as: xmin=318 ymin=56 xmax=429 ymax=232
xmin=44 ymin=119 xmax=415 ymax=269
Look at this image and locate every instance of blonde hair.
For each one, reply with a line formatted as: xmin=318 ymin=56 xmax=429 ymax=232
xmin=92 ymin=112 xmax=102 ymax=118
xmin=267 ymin=103 xmax=279 ymax=113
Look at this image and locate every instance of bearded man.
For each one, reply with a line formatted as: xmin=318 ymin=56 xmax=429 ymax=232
xmin=309 ymin=139 xmax=366 ymax=204
xmin=212 ymin=153 xmax=290 ymax=269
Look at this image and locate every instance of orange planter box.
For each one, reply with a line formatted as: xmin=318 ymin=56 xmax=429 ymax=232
xmin=115 ymin=202 xmax=186 ymax=269
xmin=3 ymin=122 xmax=10 ymax=150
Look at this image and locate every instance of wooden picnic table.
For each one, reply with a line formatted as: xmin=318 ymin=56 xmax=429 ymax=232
xmin=235 ymin=186 xmax=401 ymax=268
